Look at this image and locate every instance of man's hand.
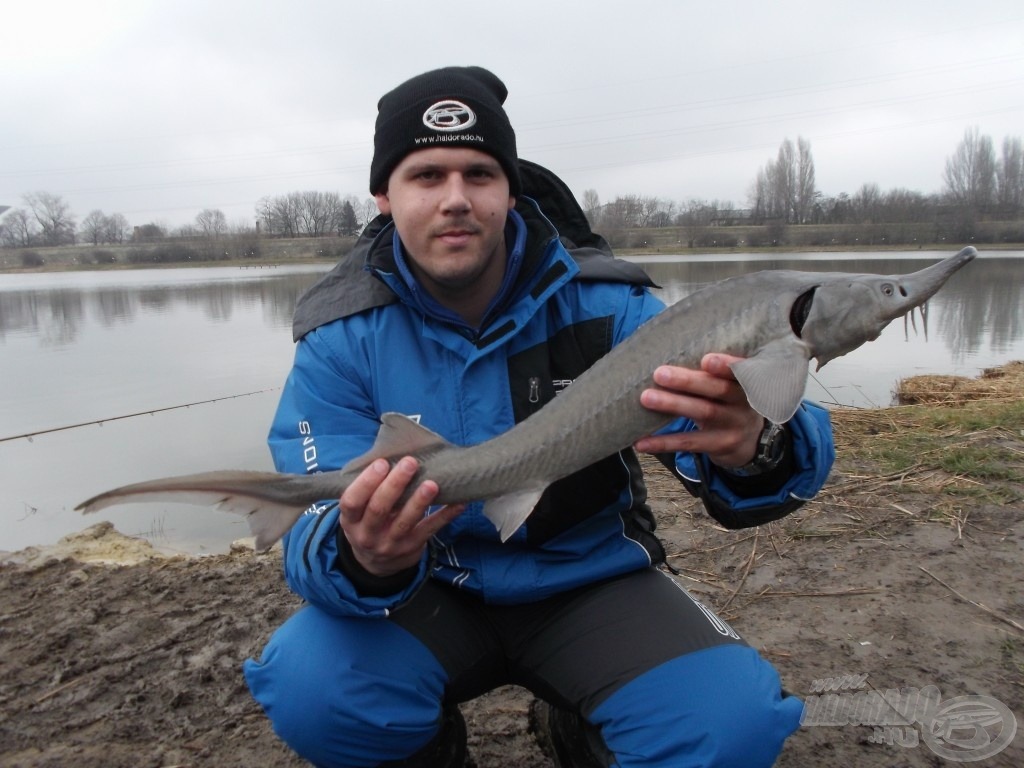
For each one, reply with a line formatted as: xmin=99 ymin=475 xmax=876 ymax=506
xmin=633 ymin=353 xmax=765 ymax=469
xmin=339 ymin=456 xmax=465 ymax=578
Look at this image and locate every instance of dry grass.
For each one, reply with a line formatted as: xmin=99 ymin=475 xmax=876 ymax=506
xmin=650 ymin=361 xmax=1024 ymax=614
xmin=831 ymin=361 xmax=1022 ymax=480
xmin=894 ymin=360 xmax=1024 ymax=405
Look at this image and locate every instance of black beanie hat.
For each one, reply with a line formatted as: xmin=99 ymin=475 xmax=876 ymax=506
xmin=369 ymin=66 xmax=521 ymax=196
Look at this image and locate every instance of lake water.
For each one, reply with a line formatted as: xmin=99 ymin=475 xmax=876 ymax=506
xmin=1 ymin=251 xmax=1021 ymax=555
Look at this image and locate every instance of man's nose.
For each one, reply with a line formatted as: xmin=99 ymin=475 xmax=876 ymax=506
xmin=440 ymin=174 xmax=471 ymax=212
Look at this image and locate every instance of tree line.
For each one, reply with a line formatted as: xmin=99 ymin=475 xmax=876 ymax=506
xmin=2 ymin=126 xmax=1022 ymax=254
xmin=583 ymin=128 xmax=1024 ymax=246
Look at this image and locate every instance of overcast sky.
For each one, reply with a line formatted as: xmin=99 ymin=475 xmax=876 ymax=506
xmin=2 ymin=0 xmax=1022 ymax=229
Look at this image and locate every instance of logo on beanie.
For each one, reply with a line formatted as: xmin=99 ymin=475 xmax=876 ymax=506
xmin=423 ymin=100 xmax=478 ymax=132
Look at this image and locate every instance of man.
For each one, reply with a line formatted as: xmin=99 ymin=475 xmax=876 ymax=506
xmin=244 ymin=66 xmax=834 ymax=768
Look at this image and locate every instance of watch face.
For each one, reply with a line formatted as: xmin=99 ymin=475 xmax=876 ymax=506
xmin=726 ymin=423 xmax=786 ymax=477
xmin=764 ymin=424 xmax=785 ymax=460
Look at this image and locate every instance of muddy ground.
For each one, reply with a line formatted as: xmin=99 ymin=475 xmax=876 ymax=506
xmin=2 ymin=382 xmax=1022 ymax=767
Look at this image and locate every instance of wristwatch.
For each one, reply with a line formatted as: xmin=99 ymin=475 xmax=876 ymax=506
xmin=726 ymin=419 xmax=787 ymax=477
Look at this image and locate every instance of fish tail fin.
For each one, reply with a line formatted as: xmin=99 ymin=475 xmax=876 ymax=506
xmin=76 ymin=470 xmax=316 ymax=551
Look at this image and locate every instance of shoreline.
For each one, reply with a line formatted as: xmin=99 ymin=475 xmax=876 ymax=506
xmin=3 ymin=241 xmax=1023 ymax=276
xmin=2 ymin=365 xmax=1021 ymax=766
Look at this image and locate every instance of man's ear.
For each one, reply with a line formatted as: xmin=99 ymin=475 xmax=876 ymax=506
xmin=375 ymin=192 xmax=391 ymax=216
xmin=508 ymin=196 xmax=516 ymax=210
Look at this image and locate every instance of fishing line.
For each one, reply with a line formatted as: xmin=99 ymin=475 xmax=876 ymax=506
xmin=0 ymin=388 xmax=281 ymax=443
xmin=807 ymin=370 xmax=855 ymax=409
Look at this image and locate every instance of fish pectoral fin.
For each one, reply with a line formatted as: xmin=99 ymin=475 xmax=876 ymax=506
xmin=483 ymin=487 xmax=548 ymax=542
xmin=341 ymin=412 xmax=455 ymax=474
xmin=234 ymin=501 xmax=307 ymax=551
xmin=194 ymin=493 xmax=305 ymax=551
xmin=729 ymin=339 xmax=811 ymax=424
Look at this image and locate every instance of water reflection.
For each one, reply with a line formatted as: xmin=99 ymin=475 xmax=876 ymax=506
xmin=0 ymin=265 xmax=330 ymax=555
xmin=0 ymin=254 xmax=1021 ymax=555
xmin=0 ymin=268 xmax=322 ymax=343
xmin=640 ymin=254 xmax=1024 ymax=365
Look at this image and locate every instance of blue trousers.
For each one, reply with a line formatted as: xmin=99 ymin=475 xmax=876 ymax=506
xmin=243 ymin=568 xmax=802 ymax=767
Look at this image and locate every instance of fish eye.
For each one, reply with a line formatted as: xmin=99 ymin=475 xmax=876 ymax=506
xmin=881 ymin=283 xmax=895 ymax=296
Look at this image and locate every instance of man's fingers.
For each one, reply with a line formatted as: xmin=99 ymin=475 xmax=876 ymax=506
xmin=700 ymin=353 xmax=742 ymax=381
xmin=418 ymin=502 xmax=466 ymax=538
xmin=366 ymin=457 xmax=420 ymax=517
xmin=636 ymin=359 xmax=763 ymax=464
xmin=387 ymin=478 xmax=440 ymax=536
xmin=338 ymin=458 xmax=391 ymax=523
xmin=340 ymin=456 xmax=421 ymax=531
xmin=651 ymin=364 xmax=745 ymax=405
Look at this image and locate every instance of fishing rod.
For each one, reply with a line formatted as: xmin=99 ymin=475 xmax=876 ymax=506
xmin=0 ymin=388 xmax=281 ymax=443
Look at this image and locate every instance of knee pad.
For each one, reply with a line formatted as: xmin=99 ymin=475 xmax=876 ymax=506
xmin=591 ymin=645 xmax=803 ymax=768
xmin=243 ymin=605 xmax=450 ymax=767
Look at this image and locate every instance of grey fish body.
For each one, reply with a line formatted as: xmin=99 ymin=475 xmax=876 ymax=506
xmin=78 ymin=247 xmax=977 ymax=547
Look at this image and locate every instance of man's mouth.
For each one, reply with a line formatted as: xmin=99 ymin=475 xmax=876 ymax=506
xmin=436 ymin=228 xmax=477 ymax=245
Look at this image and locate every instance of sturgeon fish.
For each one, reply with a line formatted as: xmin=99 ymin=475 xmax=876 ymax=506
xmin=78 ymin=246 xmax=977 ymax=546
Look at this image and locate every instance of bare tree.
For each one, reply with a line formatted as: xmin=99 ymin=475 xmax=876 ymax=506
xmin=748 ymin=170 xmax=768 ymax=222
xmin=105 ymin=213 xmax=130 ymax=244
xmin=299 ymin=191 xmax=344 ymax=237
xmin=852 ymin=183 xmax=883 ymax=224
xmin=196 ymin=208 xmax=228 ymax=239
xmin=635 ymin=196 xmax=668 ymax=229
xmin=943 ymin=126 xmax=997 ymax=210
xmin=23 ymin=191 xmax=75 ymax=245
xmin=749 ymin=136 xmax=817 ymax=224
xmin=650 ymin=199 xmax=677 ymax=228
xmin=361 ymin=198 xmax=379 ymax=230
xmin=80 ymin=210 xmax=108 ymax=246
xmin=581 ymin=189 xmax=601 ymax=228
xmin=0 ymin=208 xmax=35 ymax=247
xmin=883 ymin=188 xmax=932 ymax=223
xmin=679 ymin=198 xmax=717 ymax=246
xmin=775 ymin=138 xmax=796 ymax=222
xmin=750 ymin=157 xmax=784 ymax=222
xmin=257 ymin=192 xmax=348 ymax=237
xmin=604 ymin=195 xmax=645 ymax=229
xmin=997 ymin=136 xmax=1024 ymax=213
xmin=795 ymin=137 xmax=817 ymax=224
xmin=257 ymin=195 xmax=300 ymax=237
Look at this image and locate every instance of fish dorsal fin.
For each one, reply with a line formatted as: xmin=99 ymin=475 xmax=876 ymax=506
xmin=341 ymin=412 xmax=454 ymax=474
xmin=729 ymin=339 xmax=812 ymax=424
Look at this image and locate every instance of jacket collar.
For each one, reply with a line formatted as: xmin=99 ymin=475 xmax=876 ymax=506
xmin=290 ymin=196 xmax=656 ymax=343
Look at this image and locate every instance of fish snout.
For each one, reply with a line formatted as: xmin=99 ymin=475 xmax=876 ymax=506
xmin=889 ymin=245 xmax=977 ymax=314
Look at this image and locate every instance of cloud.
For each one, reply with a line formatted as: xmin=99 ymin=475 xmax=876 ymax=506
xmin=1 ymin=0 xmax=1022 ymax=227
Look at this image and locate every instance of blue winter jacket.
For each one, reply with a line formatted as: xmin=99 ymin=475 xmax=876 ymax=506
xmin=269 ymin=197 xmax=834 ymax=618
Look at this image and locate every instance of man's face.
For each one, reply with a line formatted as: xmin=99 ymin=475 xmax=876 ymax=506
xmin=375 ymin=147 xmax=515 ymax=302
